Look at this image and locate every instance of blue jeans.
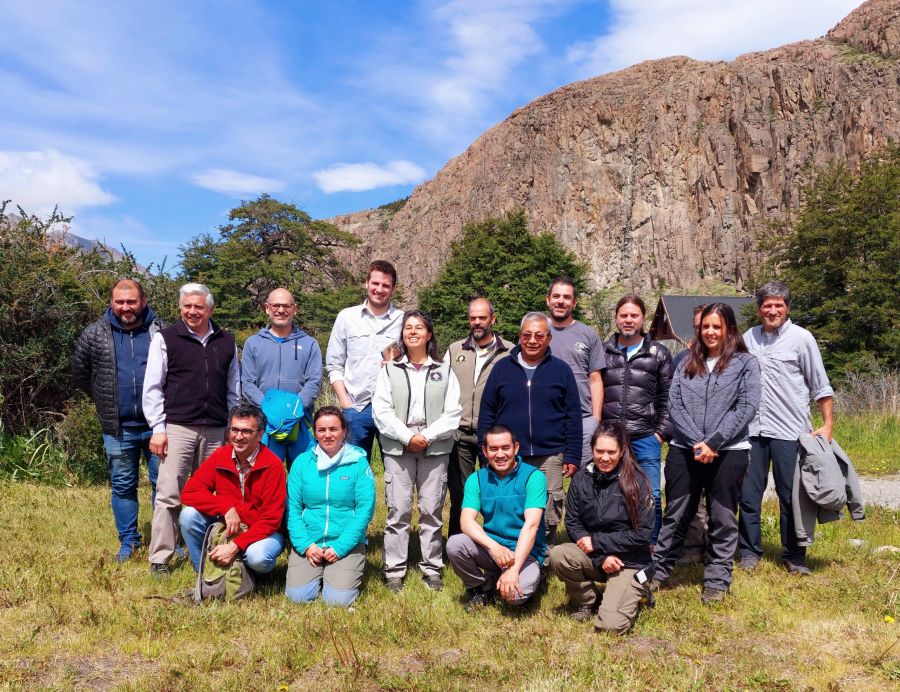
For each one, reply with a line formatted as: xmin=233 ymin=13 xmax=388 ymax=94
xmin=102 ymin=426 xmax=159 ymax=549
xmin=179 ymin=506 xmax=286 ymax=574
xmin=631 ymin=434 xmax=662 ymax=543
xmin=343 ymin=404 xmax=376 ymax=461
xmin=738 ymin=437 xmax=804 ymax=562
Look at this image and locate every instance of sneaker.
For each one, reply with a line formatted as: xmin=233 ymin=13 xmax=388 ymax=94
xmin=700 ymin=587 xmax=726 ymax=605
xmin=150 ymin=563 xmax=170 ymax=578
xmin=116 ymin=543 xmax=139 ymax=564
xmin=784 ymin=560 xmax=812 ymax=576
xmin=384 ymin=577 xmax=404 ymax=593
xmin=739 ymin=554 xmax=760 ymax=571
xmin=423 ymin=574 xmax=443 ymax=591
xmin=570 ymin=602 xmax=595 ymax=622
xmin=464 ymin=588 xmax=495 ymax=612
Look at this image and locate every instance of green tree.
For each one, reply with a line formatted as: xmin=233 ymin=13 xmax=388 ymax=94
xmin=179 ymin=194 xmax=360 ymax=339
xmin=768 ymin=145 xmax=899 ymax=374
xmin=418 ymin=210 xmax=588 ymax=349
xmin=0 ymin=202 xmax=176 ymax=433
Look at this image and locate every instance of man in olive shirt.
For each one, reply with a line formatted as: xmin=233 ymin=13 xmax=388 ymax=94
xmin=446 ymin=298 xmax=513 ymax=536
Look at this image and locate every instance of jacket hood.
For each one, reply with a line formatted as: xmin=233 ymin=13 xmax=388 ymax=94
xmin=256 ymin=325 xmax=309 ymax=341
xmin=106 ymin=305 xmax=155 ymax=332
xmin=313 ymin=442 xmax=367 ymax=471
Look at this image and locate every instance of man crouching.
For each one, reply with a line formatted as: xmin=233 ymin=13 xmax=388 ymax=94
xmin=447 ymin=425 xmax=546 ymax=610
xmin=180 ymin=404 xmax=286 ymax=577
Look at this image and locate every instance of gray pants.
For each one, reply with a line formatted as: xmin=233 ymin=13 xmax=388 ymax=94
xmin=522 ymin=453 xmax=564 ymax=543
xmin=549 ymin=543 xmax=646 ymax=635
xmin=383 ymin=451 xmax=449 ymax=579
xmin=446 ymin=533 xmax=541 ymax=605
xmin=149 ymin=423 xmax=224 ymax=565
xmin=285 ymin=544 xmax=366 ymax=607
xmin=581 ymin=415 xmax=599 ymax=466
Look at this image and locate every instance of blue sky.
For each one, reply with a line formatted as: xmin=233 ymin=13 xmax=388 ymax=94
xmin=0 ymin=0 xmax=861 ymax=269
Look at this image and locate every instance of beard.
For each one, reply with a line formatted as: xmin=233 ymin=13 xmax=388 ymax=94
xmin=471 ymin=326 xmax=489 ymax=340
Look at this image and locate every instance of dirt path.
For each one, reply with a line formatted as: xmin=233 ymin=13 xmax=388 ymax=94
xmin=764 ymin=473 xmax=900 ymax=510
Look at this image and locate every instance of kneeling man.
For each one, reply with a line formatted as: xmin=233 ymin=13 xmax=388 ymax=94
xmin=446 ymin=425 xmax=546 ymax=610
xmin=180 ymin=403 xmax=286 ymax=576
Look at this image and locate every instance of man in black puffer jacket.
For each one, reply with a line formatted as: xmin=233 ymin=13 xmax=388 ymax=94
xmin=72 ymin=278 xmax=167 ymax=563
xmin=601 ymin=294 xmax=672 ymax=542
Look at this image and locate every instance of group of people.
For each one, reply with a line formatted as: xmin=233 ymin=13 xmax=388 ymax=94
xmin=72 ymin=259 xmax=835 ymax=632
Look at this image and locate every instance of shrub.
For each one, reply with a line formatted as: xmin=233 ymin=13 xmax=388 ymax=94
xmin=55 ymin=396 xmax=107 ymax=484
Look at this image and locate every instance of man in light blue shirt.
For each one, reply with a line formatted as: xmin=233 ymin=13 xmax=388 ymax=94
xmin=325 ymin=260 xmax=403 ymax=460
xmin=738 ymin=281 xmax=834 ymax=575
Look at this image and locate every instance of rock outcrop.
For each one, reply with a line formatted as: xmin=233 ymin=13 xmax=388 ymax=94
xmin=332 ymin=0 xmax=900 ymax=299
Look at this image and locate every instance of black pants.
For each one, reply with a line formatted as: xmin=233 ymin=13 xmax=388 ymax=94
xmin=653 ymin=446 xmax=749 ymax=591
xmin=447 ymin=430 xmax=480 ymax=537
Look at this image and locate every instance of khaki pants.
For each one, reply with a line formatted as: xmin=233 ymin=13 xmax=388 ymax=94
xmin=383 ymin=451 xmax=449 ymax=579
xmin=148 ymin=423 xmax=224 ymax=565
xmin=522 ymin=453 xmax=564 ymax=543
xmin=549 ymin=543 xmax=646 ymax=635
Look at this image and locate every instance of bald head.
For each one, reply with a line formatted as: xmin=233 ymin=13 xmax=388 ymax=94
xmin=265 ymin=287 xmax=297 ymax=336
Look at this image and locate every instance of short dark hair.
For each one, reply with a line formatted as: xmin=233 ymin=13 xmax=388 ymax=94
xmin=229 ymin=403 xmax=266 ymax=431
xmin=755 ymin=280 xmax=791 ymax=308
xmin=548 ymin=276 xmax=578 ymax=299
xmin=482 ymin=424 xmax=518 ymax=447
xmin=368 ymin=260 xmax=398 ymax=287
xmin=615 ymin=293 xmax=646 ymax=316
xmin=112 ymin=278 xmax=145 ymax=300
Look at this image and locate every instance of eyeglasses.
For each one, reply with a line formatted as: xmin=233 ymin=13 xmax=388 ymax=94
xmin=266 ymin=303 xmax=295 ymax=311
xmin=229 ymin=427 xmax=259 ymax=437
xmin=521 ymin=332 xmax=549 ymax=342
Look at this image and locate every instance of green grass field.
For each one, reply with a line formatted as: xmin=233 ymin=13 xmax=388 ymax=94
xmin=1 ymin=477 xmax=897 ymax=690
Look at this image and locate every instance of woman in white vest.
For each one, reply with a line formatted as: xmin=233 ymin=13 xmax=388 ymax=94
xmin=373 ymin=310 xmax=462 ymax=593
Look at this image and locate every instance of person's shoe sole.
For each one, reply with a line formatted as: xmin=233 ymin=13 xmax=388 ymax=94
xmin=423 ymin=576 xmax=443 ymax=591
xmin=384 ymin=577 xmax=403 ymax=593
xmin=784 ymin=561 xmax=812 ymax=576
xmin=700 ymin=587 xmax=727 ymax=605
xmin=739 ymin=555 xmax=760 ymax=571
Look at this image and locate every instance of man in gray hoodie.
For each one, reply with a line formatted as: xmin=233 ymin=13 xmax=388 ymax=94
xmin=241 ymin=287 xmax=323 ymax=460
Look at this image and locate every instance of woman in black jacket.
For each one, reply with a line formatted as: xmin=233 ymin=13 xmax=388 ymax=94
xmin=650 ymin=303 xmax=760 ymax=605
xmin=548 ymin=420 xmax=653 ymax=634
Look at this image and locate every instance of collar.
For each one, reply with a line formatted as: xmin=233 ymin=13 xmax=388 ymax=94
xmin=462 ymin=332 xmax=505 ymax=352
xmin=360 ymin=300 xmax=397 ymax=319
xmin=394 ymin=354 xmax=439 ymax=368
xmin=510 ymin=344 xmax=552 ymax=367
xmin=486 ymin=457 xmax=522 ymax=481
xmin=761 ymin=318 xmax=793 ymax=339
xmin=232 ymin=444 xmax=261 ymax=469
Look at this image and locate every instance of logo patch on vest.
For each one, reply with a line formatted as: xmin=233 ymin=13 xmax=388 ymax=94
xmin=429 ymin=370 xmax=444 ymax=381
xmin=456 ymin=354 xmax=466 ymax=363
xmin=340 ymin=475 xmax=350 ymax=480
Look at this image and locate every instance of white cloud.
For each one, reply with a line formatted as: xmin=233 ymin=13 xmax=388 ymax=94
xmin=191 ymin=168 xmax=286 ymax=197
xmin=568 ymin=0 xmax=863 ymax=77
xmin=313 ymin=161 xmax=427 ymax=193
xmin=0 ymin=149 xmax=115 ymax=215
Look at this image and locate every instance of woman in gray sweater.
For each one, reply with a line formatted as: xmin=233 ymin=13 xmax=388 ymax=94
xmin=650 ymin=303 xmax=760 ymax=605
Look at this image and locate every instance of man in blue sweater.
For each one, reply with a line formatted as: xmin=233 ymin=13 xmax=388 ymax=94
xmin=72 ymin=279 xmax=167 ymax=562
xmin=446 ymin=425 xmax=547 ymax=610
xmin=241 ymin=287 xmax=322 ymax=462
xmin=478 ymin=312 xmax=582 ymax=543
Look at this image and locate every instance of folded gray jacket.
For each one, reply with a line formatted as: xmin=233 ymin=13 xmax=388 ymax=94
xmin=792 ymin=434 xmax=865 ymax=546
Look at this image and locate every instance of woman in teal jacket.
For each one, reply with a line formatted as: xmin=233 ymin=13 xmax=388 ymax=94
xmin=285 ymin=406 xmax=376 ymax=606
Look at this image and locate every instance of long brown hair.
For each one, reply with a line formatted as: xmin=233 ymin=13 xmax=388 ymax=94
xmin=590 ymin=420 xmax=652 ymax=528
xmin=683 ymin=303 xmax=748 ymax=378
xmin=398 ymin=310 xmax=441 ymax=362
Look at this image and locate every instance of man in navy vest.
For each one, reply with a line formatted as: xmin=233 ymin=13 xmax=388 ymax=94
xmin=72 ymin=278 xmax=167 ymax=563
xmin=143 ymin=283 xmax=240 ymax=577
xmin=446 ymin=425 xmax=547 ymax=611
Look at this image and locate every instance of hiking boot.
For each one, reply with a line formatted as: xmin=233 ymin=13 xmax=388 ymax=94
xmin=570 ymin=602 xmax=595 ymax=622
xmin=784 ymin=560 xmax=812 ymax=576
xmin=700 ymin=587 xmax=726 ymax=605
xmin=739 ymin=554 xmax=760 ymax=571
xmin=423 ymin=574 xmax=443 ymax=591
xmin=150 ymin=563 xmax=170 ymax=579
xmin=116 ymin=543 xmax=139 ymax=564
xmin=464 ymin=588 xmax=495 ymax=612
xmin=384 ymin=577 xmax=404 ymax=593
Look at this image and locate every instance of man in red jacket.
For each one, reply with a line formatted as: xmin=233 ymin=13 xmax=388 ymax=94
xmin=180 ymin=403 xmax=286 ymax=574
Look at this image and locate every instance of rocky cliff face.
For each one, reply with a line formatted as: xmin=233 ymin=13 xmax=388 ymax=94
xmin=332 ymin=0 xmax=900 ymax=299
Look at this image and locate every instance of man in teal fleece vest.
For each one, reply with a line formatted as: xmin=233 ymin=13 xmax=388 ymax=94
xmin=446 ymin=425 xmax=547 ymax=611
